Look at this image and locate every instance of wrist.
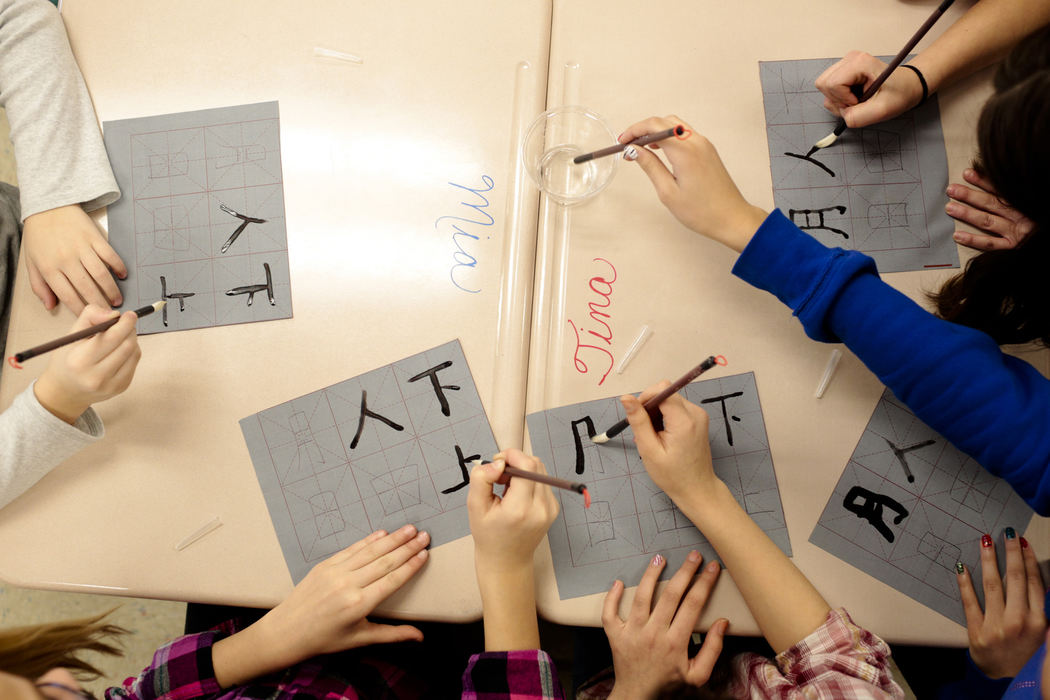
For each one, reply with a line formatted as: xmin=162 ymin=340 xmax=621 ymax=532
xmin=907 ymin=55 xmax=941 ymax=98
xmin=33 ymin=376 xmax=89 ymax=425
xmin=720 ymin=205 xmax=768 ymax=253
xmin=671 ymin=478 xmax=734 ymax=522
xmin=212 ymin=621 xmax=292 ymax=688
xmin=475 ymin=554 xmax=533 ymax=590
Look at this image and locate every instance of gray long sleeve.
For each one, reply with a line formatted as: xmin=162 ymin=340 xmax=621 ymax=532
xmin=0 ymin=0 xmax=119 ymax=219
xmin=0 ymin=382 xmax=102 ymax=510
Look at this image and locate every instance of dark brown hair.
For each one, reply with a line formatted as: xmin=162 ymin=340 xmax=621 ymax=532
xmin=0 ymin=611 xmax=126 ymax=681
xmin=930 ymin=27 xmax=1050 ymax=345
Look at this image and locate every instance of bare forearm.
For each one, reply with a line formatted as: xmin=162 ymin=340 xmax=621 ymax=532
xmin=912 ymin=0 xmax=1050 ymax=93
xmin=676 ymin=481 xmax=830 ymax=653
xmin=477 ymin=560 xmax=541 ymax=651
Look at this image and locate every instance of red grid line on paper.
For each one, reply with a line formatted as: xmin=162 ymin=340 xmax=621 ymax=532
xmin=254 ymin=353 xmax=488 ymax=565
xmin=127 ymin=114 xmax=285 ymax=328
xmin=542 ymin=374 xmax=786 ymax=571
xmin=814 ymin=396 xmax=1028 ymax=608
xmin=761 ymin=60 xmax=945 ymax=261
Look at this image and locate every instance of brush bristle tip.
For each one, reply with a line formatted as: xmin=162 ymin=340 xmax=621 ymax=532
xmin=814 ymin=132 xmax=837 ymax=148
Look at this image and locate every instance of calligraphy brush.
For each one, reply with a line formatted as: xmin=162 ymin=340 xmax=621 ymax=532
xmin=473 ymin=459 xmax=591 ymax=508
xmin=806 ymin=0 xmax=955 ymax=156
xmin=7 ymin=301 xmax=166 ymax=369
xmin=592 ymin=354 xmax=727 ymax=444
xmin=573 ymin=125 xmax=687 ymax=164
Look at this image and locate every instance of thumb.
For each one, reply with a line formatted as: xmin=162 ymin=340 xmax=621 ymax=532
xmin=687 ymin=618 xmax=728 ymax=685
xmin=354 ymin=621 xmax=424 ymax=647
xmin=467 ymin=458 xmax=505 ymax=513
xmin=621 ymin=394 xmax=661 ymax=457
xmin=840 ymin=100 xmax=887 ymax=130
xmin=75 ymin=304 xmax=120 ymax=330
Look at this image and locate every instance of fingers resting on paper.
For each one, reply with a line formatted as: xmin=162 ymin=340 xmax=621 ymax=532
xmin=23 ymin=204 xmax=127 ymax=313
xmin=255 ymin=528 xmax=429 ymax=665
xmin=602 ymin=553 xmax=727 ymax=695
xmin=957 ymin=529 xmax=1047 ymax=679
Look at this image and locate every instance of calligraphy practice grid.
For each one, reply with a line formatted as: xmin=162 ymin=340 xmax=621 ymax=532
xmin=103 ymin=102 xmax=292 ymax=334
xmin=239 ymin=340 xmax=497 ymax=583
xmin=810 ymin=389 xmax=1034 ymax=625
xmin=759 ymin=58 xmax=958 ymax=273
xmin=527 ymin=372 xmax=791 ymax=600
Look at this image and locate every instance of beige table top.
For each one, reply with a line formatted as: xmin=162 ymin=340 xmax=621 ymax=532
xmin=1 ymin=0 xmax=1046 ymax=643
xmin=0 ymin=0 xmax=551 ymax=620
xmin=524 ymin=0 xmax=1050 ymax=645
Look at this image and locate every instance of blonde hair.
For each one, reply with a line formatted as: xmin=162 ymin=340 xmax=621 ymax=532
xmin=0 ymin=611 xmax=127 ymax=680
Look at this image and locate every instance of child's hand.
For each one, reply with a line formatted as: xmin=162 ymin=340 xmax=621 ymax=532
xmin=259 ymin=527 xmax=428 ymax=661
xmin=958 ymin=530 xmax=1046 ymax=679
xmin=619 ymin=116 xmax=767 ymax=252
xmin=213 ymin=527 xmax=429 ymax=687
xmin=22 ymin=204 xmax=128 ymax=313
xmin=622 ymin=384 xmax=719 ymax=505
xmin=467 ymin=449 xmax=559 ymax=573
xmin=603 ymin=552 xmax=727 ymax=699
xmin=946 ymin=168 xmax=1035 ymax=251
xmin=33 ymin=305 xmax=141 ymax=424
xmin=814 ymin=51 xmax=924 ymax=127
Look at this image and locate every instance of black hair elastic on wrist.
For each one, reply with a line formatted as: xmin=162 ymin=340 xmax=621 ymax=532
xmin=901 ymin=64 xmax=929 ymax=106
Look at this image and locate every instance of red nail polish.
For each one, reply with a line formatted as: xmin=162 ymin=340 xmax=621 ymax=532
xmin=981 ymin=534 xmax=994 ymax=548
xmin=1021 ymin=537 xmax=1030 ymax=549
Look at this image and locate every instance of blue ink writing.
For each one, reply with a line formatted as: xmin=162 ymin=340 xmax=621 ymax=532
xmin=435 ymin=175 xmax=495 ymax=293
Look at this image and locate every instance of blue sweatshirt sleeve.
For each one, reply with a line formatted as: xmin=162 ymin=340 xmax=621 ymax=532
xmin=732 ymin=209 xmax=1050 ymax=514
xmin=935 ymin=653 xmax=1012 ymax=700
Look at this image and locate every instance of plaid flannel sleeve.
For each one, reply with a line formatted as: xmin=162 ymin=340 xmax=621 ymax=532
xmin=105 ymin=631 xmax=225 ymax=700
xmin=733 ymin=608 xmax=906 ymax=699
xmin=462 ymin=650 xmax=566 ymax=700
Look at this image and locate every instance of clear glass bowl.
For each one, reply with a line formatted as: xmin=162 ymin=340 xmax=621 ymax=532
xmin=521 ymin=106 xmax=618 ymax=206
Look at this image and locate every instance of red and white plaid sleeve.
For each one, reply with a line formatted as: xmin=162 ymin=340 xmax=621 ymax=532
xmin=731 ymin=608 xmax=905 ymax=699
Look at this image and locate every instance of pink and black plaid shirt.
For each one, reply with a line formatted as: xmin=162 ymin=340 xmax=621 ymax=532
xmin=103 ymin=620 xmax=564 ymax=700
xmin=579 ymin=608 xmax=904 ymax=699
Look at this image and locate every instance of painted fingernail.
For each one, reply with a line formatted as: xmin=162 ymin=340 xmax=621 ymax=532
xmin=981 ymin=534 xmax=994 ymax=548
xmin=1021 ymin=537 xmax=1030 ymax=549
xmin=955 ymin=562 xmax=965 ymax=574
xmin=687 ymin=550 xmax=700 ymax=562
xmin=623 ymin=145 xmax=638 ymax=161
xmin=1004 ymin=527 xmax=1016 ymax=540
xmin=651 ymin=554 xmax=664 ymax=567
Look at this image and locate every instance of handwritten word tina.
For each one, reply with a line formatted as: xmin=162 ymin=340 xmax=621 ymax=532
xmin=567 ymin=257 xmax=617 ymax=386
xmin=435 ymin=175 xmax=495 ymax=293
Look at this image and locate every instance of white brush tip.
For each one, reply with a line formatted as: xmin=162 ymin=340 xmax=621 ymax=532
xmin=814 ymin=131 xmax=838 ymax=149
xmin=591 ymin=432 xmax=610 ymax=444
xmin=152 ymin=300 xmax=167 ymax=311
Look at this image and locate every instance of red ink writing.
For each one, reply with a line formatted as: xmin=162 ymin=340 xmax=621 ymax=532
xmin=567 ymin=257 xmax=617 ymax=386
